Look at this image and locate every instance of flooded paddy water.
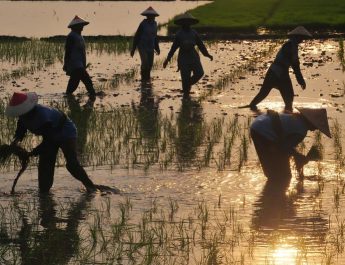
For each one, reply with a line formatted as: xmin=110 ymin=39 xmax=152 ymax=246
xmin=0 ymin=4 xmax=345 ymax=263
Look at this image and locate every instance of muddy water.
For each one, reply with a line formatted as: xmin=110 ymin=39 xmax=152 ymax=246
xmin=0 ymin=1 xmax=210 ymax=37
xmin=0 ymin=39 xmax=345 ymax=264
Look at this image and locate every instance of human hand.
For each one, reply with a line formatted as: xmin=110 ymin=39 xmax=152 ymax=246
xmin=130 ymin=49 xmax=135 ymax=57
xmin=155 ymin=49 xmax=160 ymax=55
xmin=208 ymin=54 xmax=213 ymax=61
xmin=300 ymin=80 xmax=306 ymax=90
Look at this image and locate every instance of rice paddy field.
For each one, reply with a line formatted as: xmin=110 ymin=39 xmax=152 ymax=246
xmin=0 ymin=1 xmax=345 ymax=265
xmin=182 ymin=0 xmax=345 ymax=33
xmin=0 ymin=35 xmax=344 ymax=264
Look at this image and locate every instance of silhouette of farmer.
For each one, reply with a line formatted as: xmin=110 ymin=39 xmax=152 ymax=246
xmin=6 ymin=92 xmax=97 ymax=193
xmin=250 ymin=108 xmax=331 ymax=182
xmin=249 ymin=26 xmax=312 ymax=112
xmin=131 ymin=7 xmax=160 ymax=85
xmin=163 ymin=13 xmax=213 ymax=97
xmin=63 ymin=16 xmax=96 ymax=98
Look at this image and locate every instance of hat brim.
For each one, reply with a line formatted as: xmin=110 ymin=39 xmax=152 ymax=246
xmin=5 ymin=92 xmax=38 ymax=117
xmin=174 ymin=18 xmax=199 ymax=26
xmin=296 ymin=107 xmax=332 ymax=138
xmin=68 ymin=21 xmax=89 ymax=28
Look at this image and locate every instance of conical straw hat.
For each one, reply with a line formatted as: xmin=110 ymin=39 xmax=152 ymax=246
xmin=68 ymin=15 xmax=89 ymax=28
xmin=141 ymin=7 xmax=159 ymax=17
xmin=174 ymin=13 xmax=199 ymax=26
xmin=5 ymin=92 xmax=38 ymax=117
xmin=296 ymin=107 xmax=331 ymax=138
xmin=288 ymin=26 xmax=312 ymax=37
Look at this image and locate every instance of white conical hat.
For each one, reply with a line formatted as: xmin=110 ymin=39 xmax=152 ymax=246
xmin=296 ymin=107 xmax=331 ymax=138
xmin=141 ymin=7 xmax=159 ymax=17
xmin=288 ymin=26 xmax=312 ymax=37
xmin=68 ymin=15 xmax=90 ymax=28
xmin=5 ymin=92 xmax=38 ymax=117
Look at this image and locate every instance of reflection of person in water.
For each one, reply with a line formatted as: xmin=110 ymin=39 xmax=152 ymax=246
xmin=249 ymin=26 xmax=312 ymax=112
xmin=175 ymin=98 xmax=204 ymax=168
xmin=252 ymin=180 xmax=328 ymax=250
xmin=163 ymin=13 xmax=213 ymax=97
xmin=132 ymin=86 xmax=160 ymax=149
xmin=66 ymin=95 xmax=95 ymax=156
xmin=131 ymin=7 xmax=160 ymax=85
xmin=17 ymin=193 xmax=92 ymax=264
xmin=63 ymin=16 xmax=96 ymax=98
xmin=250 ymin=108 xmax=331 ymax=182
xmin=6 ymin=92 xmax=97 ymax=193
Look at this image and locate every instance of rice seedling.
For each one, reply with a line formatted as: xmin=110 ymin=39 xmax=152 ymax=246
xmin=338 ymin=39 xmax=345 ymax=72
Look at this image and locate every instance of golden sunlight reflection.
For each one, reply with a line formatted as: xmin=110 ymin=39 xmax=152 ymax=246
xmin=271 ymin=243 xmax=299 ymax=265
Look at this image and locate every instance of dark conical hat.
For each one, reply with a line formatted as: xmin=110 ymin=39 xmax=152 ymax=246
xmin=288 ymin=26 xmax=312 ymax=37
xmin=296 ymin=107 xmax=331 ymax=138
xmin=68 ymin=15 xmax=89 ymax=28
xmin=141 ymin=7 xmax=159 ymax=17
xmin=174 ymin=13 xmax=199 ymax=26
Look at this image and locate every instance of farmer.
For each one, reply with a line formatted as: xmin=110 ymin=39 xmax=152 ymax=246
xmin=63 ymin=16 xmax=96 ymax=98
xmin=248 ymin=26 xmax=312 ymax=112
xmin=250 ymin=108 xmax=331 ymax=182
xmin=130 ymin=7 xmax=160 ymax=85
xmin=6 ymin=92 xmax=97 ymax=193
xmin=163 ymin=13 xmax=213 ymax=97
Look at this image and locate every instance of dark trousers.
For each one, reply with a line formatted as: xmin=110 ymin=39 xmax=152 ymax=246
xmin=66 ymin=68 xmax=95 ymax=96
xmin=180 ymin=61 xmax=204 ymax=94
xmin=250 ymin=69 xmax=294 ymax=112
xmin=250 ymin=129 xmax=292 ymax=181
xmin=38 ymin=139 xmax=94 ymax=193
xmin=139 ymin=49 xmax=154 ymax=82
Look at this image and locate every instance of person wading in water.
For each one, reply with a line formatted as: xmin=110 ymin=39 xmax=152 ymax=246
xmin=163 ymin=13 xmax=213 ymax=98
xmin=248 ymin=26 xmax=312 ymax=112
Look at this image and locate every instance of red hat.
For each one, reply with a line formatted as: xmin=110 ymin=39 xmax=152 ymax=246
xmin=68 ymin=15 xmax=89 ymax=28
xmin=5 ymin=92 xmax=38 ymax=117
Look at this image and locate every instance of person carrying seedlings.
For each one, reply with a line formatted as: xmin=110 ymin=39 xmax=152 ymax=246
xmin=63 ymin=16 xmax=96 ymax=98
xmin=5 ymin=92 xmax=97 ymax=193
xmin=248 ymin=26 xmax=312 ymax=112
xmin=250 ymin=107 xmax=331 ymax=182
xmin=130 ymin=7 xmax=160 ymax=85
xmin=163 ymin=13 xmax=213 ymax=97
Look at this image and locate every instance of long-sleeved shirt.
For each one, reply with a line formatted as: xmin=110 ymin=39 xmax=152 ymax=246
xmin=251 ymin=113 xmax=308 ymax=154
xmin=132 ymin=19 xmax=159 ymax=53
xmin=14 ymin=105 xmax=77 ymax=143
xmin=166 ymin=28 xmax=210 ymax=67
xmin=270 ymin=39 xmax=304 ymax=83
xmin=63 ymin=31 xmax=87 ymax=73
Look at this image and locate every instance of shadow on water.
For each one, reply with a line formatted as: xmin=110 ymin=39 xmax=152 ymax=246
xmin=65 ymin=95 xmax=95 ymax=157
xmin=0 ymin=193 xmax=93 ymax=265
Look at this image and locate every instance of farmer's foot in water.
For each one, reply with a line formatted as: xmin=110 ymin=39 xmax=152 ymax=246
xmin=86 ymin=184 xmax=120 ymax=194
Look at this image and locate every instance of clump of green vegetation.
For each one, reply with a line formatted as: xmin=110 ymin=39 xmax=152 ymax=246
xmin=338 ymin=39 xmax=345 ymax=72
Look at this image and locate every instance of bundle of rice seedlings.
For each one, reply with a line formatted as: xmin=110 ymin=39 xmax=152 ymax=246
xmin=0 ymin=144 xmax=30 ymax=194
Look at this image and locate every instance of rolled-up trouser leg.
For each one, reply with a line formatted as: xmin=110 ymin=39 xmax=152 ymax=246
xmin=250 ymin=129 xmax=292 ymax=181
xmin=190 ymin=60 xmax=204 ymax=86
xmin=38 ymin=142 xmax=59 ymax=193
xmin=60 ymin=138 xmax=95 ymax=188
xmin=277 ymin=77 xmax=294 ymax=112
xmin=249 ymin=69 xmax=276 ymax=107
xmin=180 ymin=65 xmax=192 ymax=94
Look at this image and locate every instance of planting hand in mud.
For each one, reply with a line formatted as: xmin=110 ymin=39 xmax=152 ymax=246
xmin=163 ymin=59 xmax=169 ymax=69
xmin=250 ymin=108 xmax=331 ymax=182
xmin=6 ymin=92 xmax=97 ymax=194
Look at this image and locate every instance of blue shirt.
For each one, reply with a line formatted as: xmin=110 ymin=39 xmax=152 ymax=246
xmin=133 ymin=19 xmax=159 ymax=52
xmin=15 ymin=105 xmax=77 ymax=142
xmin=64 ymin=31 xmax=87 ymax=72
xmin=251 ymin=113 xmax=308 ymax=153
